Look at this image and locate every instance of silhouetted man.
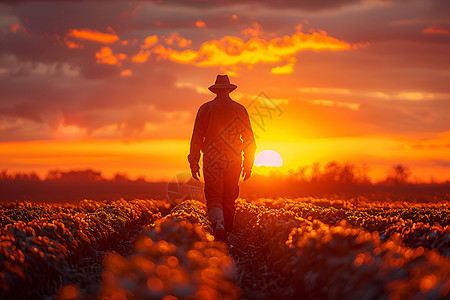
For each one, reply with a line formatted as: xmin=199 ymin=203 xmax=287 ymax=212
xmin=188 ymin=74 xmax=256 ymax=244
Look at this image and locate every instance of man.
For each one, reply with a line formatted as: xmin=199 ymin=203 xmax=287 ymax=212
xmin=188 ymin=74 xmax=256 ymax=244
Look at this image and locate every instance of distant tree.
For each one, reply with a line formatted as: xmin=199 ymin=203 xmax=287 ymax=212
xmin=288 ymin=166 xmax=308 ymax=182
xmin=113 ymin=172 xmax=130 ymax=182
xmin=64 ymin=169 xmax=103 ymax=181
xmin=135 ymin=176 xmax=146 ymax=182
xmin=311 ymin=162 xmax=321 ymax=182
xmin=356 ymin=163 xmax=371 ymax=184
xmin=28 ymin=172 xmax=41 ymax=181
xmin=339 ymin=163 xmax=356 ymax=184
xmin=46 ymin=169 xmax=103 ymax=181
xmin=0 ymin=170 xmax=10 ymax=180
xmin=13 ymin=172 xmax=40 ymax=181
xmin=386 ymin=164 xmax=411 ymax=184
xmin=323 ymin=161 xmax=340 ymax=182
xmin=297 ymin=166 xmax=308 ymax=182
xmin=46 ymin=170 xmax=62 ymax=180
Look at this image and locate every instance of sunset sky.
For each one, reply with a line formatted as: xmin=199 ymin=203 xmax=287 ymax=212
xmin=0 ymin=0 xmax=449 ymax=182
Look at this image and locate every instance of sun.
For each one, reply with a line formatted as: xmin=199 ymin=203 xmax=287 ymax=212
xmin=254 ymin=150 xmax=283 ymax=167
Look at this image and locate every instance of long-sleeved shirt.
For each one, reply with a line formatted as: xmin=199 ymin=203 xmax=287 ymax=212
xmin=188 ymin=94 xmax=256 ymax=172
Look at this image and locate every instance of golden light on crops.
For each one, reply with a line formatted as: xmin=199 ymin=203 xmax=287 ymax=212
xmin=254 ymin=150 xmax=283 ymax=167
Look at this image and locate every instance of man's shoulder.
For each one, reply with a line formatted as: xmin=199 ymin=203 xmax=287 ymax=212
xmin=198 ymin=100 xmax=214 ymax=111
xmin=229 ymin=98 xmax=247 ymax=111
xmin=199 ymin=97 xmax=247 ymax=112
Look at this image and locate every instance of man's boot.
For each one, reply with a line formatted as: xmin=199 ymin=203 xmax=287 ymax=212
xmin=214 ymin=223 xmax=228 ymax=245
xmin=209 ymin=206 xmax=229 ymax=245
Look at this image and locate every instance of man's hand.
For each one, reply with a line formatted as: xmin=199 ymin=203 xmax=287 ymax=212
xmin=241 ymin=168 xmax=252 ymax=181
xmin=191 ymin=165 xmax=200 ymax=180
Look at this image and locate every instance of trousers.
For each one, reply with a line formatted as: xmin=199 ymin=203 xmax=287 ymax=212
xmin=203 ymin=158 xmax=241 ymax=233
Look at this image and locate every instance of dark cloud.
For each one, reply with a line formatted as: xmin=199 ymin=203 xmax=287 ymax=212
xmin=0 ymin=2 xmax=142 ymax=77
xmin=0 ymin=52 xmax=206 ymax=141
xmin=1 ymin=0 xmax=368 ymax=12
xmin=0 ymin=116 xmax=50 ymax=142
xmin=147 ymin=0 xmax=368 ymax=12
xmin=0 ymin=1 xmax=207 ymax=141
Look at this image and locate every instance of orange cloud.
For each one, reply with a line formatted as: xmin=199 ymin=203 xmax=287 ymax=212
xmin=299 ymin=87 xmax=351 ymax=95
xmin=241 ymin=22 xmax=264 ymax=37
xmin=161 ymin=47 xmax=198 ymax=64
xmin=132 ymin=49 xmax=151 ymax=63
xmin=131 ymin=35 xmax=159 ymax=62
xmin=9 ymin=23 xmax=27 ymax=35
xmin=195 ymin=20 xmax=206 ymax=28
xmin=55 ymin=125 xmax=87 ymax=139
xmin=142 ymin=35 xmax=159 ymax=48
xmin=95 ymin=47 xmax=126 ymax=65
xmin=66 ymin=40 xmax=84 ymax=49
xmin=153 ymin=24 xmax=355 ymax=71
xmin=10 ymin=23 xmax=20 ymax=33
xmin=309 ymin=99 xmax=360 ymax=111
xmin=67 ymin=28 xmax=119 ymax=44
xmin=271 ymin=58 xmax=296 ymax=75
xmin=271 ymin=63 xmax=294 ymax=75
xmin=132 ymin=33 xmax=192 ymax=63
xmin=164 ymin=32 xmax=192 ymax=48
xmin=422 ymin=26 xmax=450 ymax=35
xmin=120 ymin=69 xmax=133 ymax=77
xmin=128 ymin=24 xmax=361 ymax=74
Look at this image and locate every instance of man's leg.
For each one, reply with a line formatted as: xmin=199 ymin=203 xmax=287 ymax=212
xmin=222 ymin=163 xmax=241 ymax=234
xmin=222 ymin=197 xmax=236 ymax=233
xmin=203 ymin=163 xmax=226 ymax=238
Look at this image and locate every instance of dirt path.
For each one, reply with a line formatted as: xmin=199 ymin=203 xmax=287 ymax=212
xmin=227 ymin=207 xmax=293 ymax=299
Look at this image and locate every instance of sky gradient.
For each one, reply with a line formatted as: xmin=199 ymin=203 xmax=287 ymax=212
xmin=0 ymin=0 xmax=449 ymax=181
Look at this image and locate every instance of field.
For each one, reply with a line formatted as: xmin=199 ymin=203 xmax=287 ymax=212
xmin=1 ymin=196 xmax=449 ymax=300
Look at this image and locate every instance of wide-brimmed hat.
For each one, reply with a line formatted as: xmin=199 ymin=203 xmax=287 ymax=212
xmin=208 ymin=74 xmax=237 ymax=94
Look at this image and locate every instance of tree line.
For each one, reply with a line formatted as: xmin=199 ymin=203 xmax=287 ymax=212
xmin=0 ymin=162 xmax=424 ymax=184
xmin=0 ymin=162 xmax=448 ymax=203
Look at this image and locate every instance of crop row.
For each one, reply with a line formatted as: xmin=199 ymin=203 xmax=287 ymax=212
xmin=230 ymin=198 xmax=450 ymax=299
xmin=88 ymin=200 xmax=240 ymax=300
xmin=0 ymin=199 xmax=171 ymax=299
xmin=254 ymin=197 xmax=450 ymax=255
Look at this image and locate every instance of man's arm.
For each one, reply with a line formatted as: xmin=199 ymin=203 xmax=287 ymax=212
xmin=188 ymin=107 xmax=205 ymax=180
xmin=241 ymin=108 xmax=256 ymax=181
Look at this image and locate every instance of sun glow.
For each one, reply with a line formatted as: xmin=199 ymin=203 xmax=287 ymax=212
xmin=254 ymin=150 xmax=283 ymax=167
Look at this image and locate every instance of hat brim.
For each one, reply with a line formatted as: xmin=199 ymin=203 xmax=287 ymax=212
xmin=208 ymin=83 xmax=237 ymax=94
